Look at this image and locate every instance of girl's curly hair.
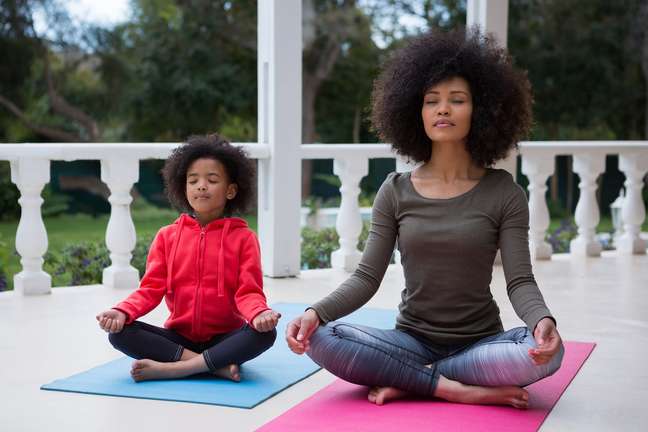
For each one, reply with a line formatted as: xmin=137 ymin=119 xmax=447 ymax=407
xmin=371 ymin=27 xmax=533 ymax=166
xmin=162 ymin=134 xmax=256 ymax=216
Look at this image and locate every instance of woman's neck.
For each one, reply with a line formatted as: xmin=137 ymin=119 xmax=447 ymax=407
xmin=417 ymin=140 xmax=482 ymax=181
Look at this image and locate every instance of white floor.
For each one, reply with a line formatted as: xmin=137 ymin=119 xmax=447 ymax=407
xmin=1 ymin=252 xmax=647 ymax=431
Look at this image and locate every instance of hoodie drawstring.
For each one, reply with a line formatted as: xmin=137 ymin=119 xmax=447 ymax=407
xmin=217 ymin=220 xmax=231 ymax=297
xmin=166 ymin=215 xmax=186 ymax=294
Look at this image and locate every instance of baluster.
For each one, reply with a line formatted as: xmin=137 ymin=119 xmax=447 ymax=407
xmin=617 ymin=153 xmax=648 ymax=254
xmin=521 ymin=153 xmax=554 ymax=260
xmin=101 ymin=158 xmax=140 ymax=288
xmin=11 ymin=158 xmax=51 ymax=295
xmin=331 ymin=156 xmax=368 ymax=272
xmin=570 ymin=153 xmax=605 ymax=256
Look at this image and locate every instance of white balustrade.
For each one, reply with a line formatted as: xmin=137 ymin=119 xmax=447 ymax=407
xmin=618 ymin=153 xmax=648 ymax=254
xmin=2 ymin=141 xmax=648 ymax=294
xmin=521 ymin=153 xmax=554 ymax=260
xmin=10 ymin=158 xmax=52 ymax=295
xmin=331 ymin=156 xmax=368 ymax=272
xmin=570 ymin=152 xmax=606 ymax=257
xmin=100 ymin=157 xmax=141 ymax=289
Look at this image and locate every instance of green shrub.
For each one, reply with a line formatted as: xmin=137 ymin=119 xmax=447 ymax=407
xmin=131 ymin=235 xmax=155 ymax=276
xmin=0 ymin=161 xmax=70 ymax=221
xmin=300 ymin=222 xmax=370 ymax=269
xmin=0 ymin=162 xmax=20 ymax=221
xmin=46 ymin=242 xmax=111 ymax=286
xmin=44 ymin=235 xmax=155 ymax=286
xmin=0 ymin=233 xmax=9 ymax=291
xmin=546 ymin=219 xmax=578 ymax=253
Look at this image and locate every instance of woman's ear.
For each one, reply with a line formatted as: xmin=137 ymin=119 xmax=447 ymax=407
xmin=226 ymin=183 xmax=238 ymax=200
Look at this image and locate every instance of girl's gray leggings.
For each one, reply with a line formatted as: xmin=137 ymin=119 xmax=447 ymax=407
xmin=307 ymin=323 xmax=564 ymax=396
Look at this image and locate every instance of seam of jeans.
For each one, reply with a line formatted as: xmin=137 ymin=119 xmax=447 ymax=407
xmin=330 ymin=328 xmax=438 ymax=391
xmin=439 ymin=335 xmax=532 ymax=367
xmin=333 ymin=323 xmax=432 ymax=364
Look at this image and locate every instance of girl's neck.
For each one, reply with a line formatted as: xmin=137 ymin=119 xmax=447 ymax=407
xmin=193 ymin=211 xmax=224 ymax=227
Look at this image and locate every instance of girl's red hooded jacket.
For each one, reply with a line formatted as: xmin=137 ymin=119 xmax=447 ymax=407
xmin=113 ymin=214 xmax=270 ymax=342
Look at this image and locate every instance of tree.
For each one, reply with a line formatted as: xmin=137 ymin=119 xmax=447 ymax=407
xmin=0 ymin=0 xmax=101 ymax=142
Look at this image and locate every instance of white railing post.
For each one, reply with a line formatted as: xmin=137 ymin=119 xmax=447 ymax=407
xmin=618 ymin=153 xmax=648 ymax=254
xmin=331 ymin=157 xmax=368 ymax=272
xmin=570 ymin=152 xmax=605 ymax=257
xmin=101 ymin=157 xmax=140 ymax=289
xmin=521 ymin=153 xmax=554 ymax=260
xmin=256 ymin=0 xmax=302 ymax=277
xmin=11 ymin=158 xmax=51 ymax=295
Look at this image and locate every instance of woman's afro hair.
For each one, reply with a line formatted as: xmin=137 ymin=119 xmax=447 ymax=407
xmin=371 ymin=27 xmax=533 ymax=166
xmin=162 ymin=133 xmax=256 ymax=216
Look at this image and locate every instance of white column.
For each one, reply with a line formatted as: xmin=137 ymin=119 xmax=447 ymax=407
xmin=256 ymin=0 xmax=302 ymax=277
xmin=101 ymin=158 xmax=140 ymax=289
xmin=467 ymin=0 xmax=508 ymax=158
xmin=570 ymin=153 xmax=605 ymax=257
xmin=467 ymin=0 xmax=509 ymax=47
xmin=617 ymin=153 xmax=648 ymax=254
xmin=11 ymin=158 xmax=51 ymax=295
xmin=521 ymin=153 xmax=554 ymax=260
xmin=467 ymin=0 xmax=516 ymax=183
xmin=331 ymin=157 xmax=368 ymax=272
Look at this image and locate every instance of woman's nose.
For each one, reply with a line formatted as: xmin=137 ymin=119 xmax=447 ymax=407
xmin=437 ymin=101 xmax=450 ymax=115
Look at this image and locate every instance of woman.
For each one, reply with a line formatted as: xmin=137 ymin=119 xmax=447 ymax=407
xmin=286 ymin=28 xmax=564 ymax=409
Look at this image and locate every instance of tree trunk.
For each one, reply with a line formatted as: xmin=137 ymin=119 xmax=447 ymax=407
xmin=352 ymin=104 xmax=361 ymax=143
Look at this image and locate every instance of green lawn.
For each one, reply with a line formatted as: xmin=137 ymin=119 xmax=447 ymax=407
xmin=0 ymin=207 xmax=257 ymax=291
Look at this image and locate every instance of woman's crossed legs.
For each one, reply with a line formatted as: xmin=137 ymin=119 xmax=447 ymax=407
xmin=307 ymin=323 xmax=564 ymax=408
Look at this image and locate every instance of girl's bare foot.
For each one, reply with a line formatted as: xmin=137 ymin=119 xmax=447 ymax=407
xmin=434 ymin=376 xmax=529 ymax=409
xmin=130 ymin=359 xmax=180 ymax=382
xmin=368 ymin=386 xmax=409 ymax=405
xmin=212 ymin=364 xmax=241 ymax=382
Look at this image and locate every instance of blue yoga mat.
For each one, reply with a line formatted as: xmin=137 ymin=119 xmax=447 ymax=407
xmin=41 ymin=303 xmax=397 ymax=408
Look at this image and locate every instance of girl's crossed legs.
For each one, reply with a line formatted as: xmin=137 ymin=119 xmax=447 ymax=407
xmin=109 ymin=321 xmax=276 ymax=382
xmin=306 ymin=323 xmax=564 ymax=408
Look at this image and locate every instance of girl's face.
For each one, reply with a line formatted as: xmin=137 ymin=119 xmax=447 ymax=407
xmin=421 ymin=76 xmax=473 ymax=145
xmin=185 ymin=158 xmax=238 ymax=220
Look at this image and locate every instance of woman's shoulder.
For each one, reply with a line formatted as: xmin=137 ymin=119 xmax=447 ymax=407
xmin=484 ymin=168 xmax=524 ymax=194
xmin=380 ymin=170 xmax=409 ymax=189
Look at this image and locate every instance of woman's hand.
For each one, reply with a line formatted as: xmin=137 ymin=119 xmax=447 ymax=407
xmin=96 ymin=309 xmax=127 ymax=333
xmin=252 ymin=309 xmax=282 ymax=332
xmin=529 ymin=317 xmax=562 ymax=365
xmin=285 ymin=309 xmax=321 ymax=355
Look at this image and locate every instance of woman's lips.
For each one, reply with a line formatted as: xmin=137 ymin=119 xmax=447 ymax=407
xmin=434 ymin=120 xmax=455 ymax=127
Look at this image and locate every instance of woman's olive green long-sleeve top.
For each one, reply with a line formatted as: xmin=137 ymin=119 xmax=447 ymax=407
xmin=311 ymin=168 xmax=553 ymax=346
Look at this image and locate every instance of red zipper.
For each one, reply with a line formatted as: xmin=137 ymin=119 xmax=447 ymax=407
xmin=193 ymin=228 xmax=206 ymax=338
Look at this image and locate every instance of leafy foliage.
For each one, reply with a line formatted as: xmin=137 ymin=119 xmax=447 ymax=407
xmin=301 ymin=221 xmax=370 ymax=269
xmin=44 ymin=234 xmax=154 ymax=286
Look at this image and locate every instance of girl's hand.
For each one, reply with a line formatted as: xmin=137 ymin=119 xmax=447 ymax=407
xmin=96 ymin=309 xmax=127 ymax=333
xmin=285 ymin=308 xmax=321 ymax=355
xmin=253 ymin=310 xmax=281 ymax=332
xmin=529 ymin=317 xmax=562 ymax=365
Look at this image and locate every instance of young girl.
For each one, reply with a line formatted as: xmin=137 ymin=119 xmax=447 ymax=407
xmin=96 ymin=134 xmax=280 ymax=382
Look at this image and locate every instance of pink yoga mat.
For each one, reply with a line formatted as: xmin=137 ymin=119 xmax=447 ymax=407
xmin=257 ymin=341 xmax=595 ymax=432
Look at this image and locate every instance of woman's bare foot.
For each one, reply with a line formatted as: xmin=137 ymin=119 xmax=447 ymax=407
xmin=212 ymin=364 xmax=241 ymax=382
xmin=130 ymin=359 xmax=180 ymax=382
xmin=368 ymin=386 xmax=409 ymax=405
xmin=434 ymin=376 xmax=529 ymax=409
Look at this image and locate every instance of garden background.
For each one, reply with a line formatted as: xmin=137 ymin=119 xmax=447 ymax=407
xmin=1 ymin=0 xmax=647 ymax=290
